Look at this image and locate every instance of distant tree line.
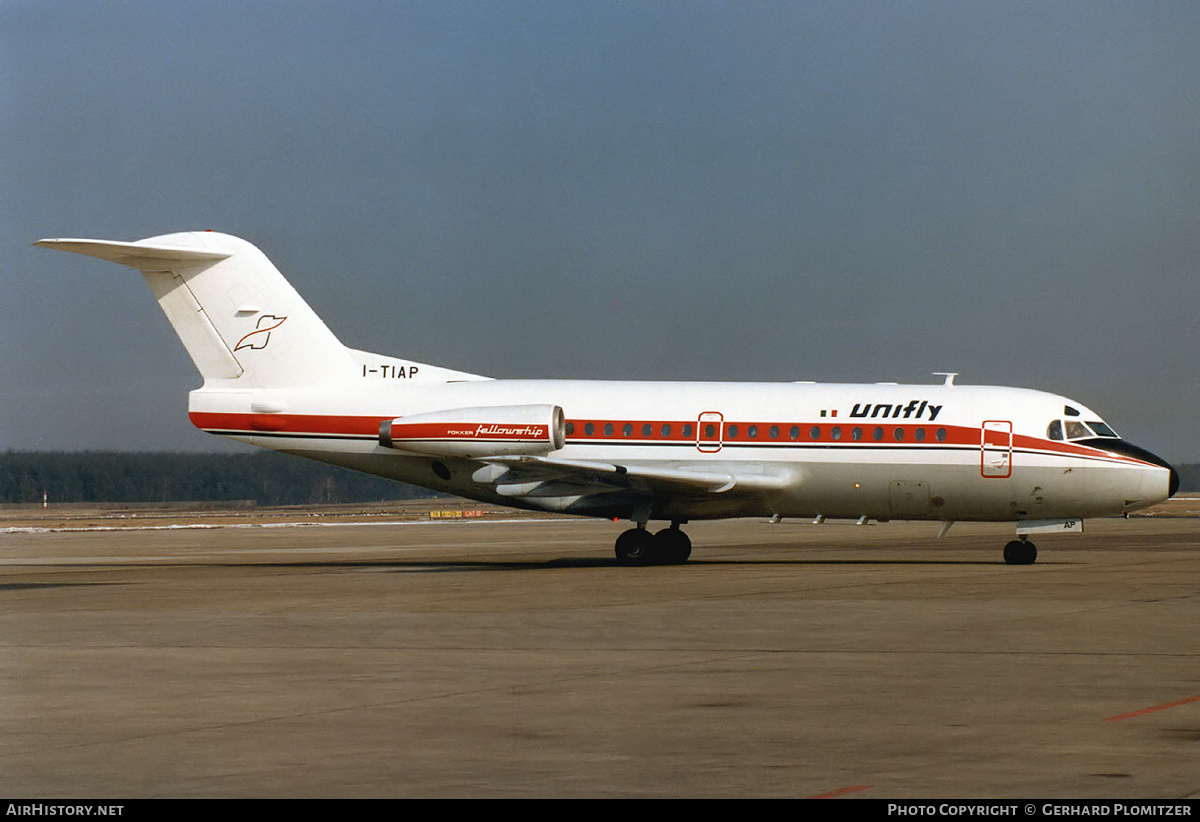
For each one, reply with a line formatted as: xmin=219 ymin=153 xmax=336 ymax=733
xmin=0 ymin=451 xmax=446 ymax=506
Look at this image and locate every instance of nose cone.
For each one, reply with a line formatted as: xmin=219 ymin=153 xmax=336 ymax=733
xmin=1149 ymin=458 xmax=1182 ymax=504
xmin=1130 ymin=444 xmax=1179 ymax=501
xmin=1083 ymin=438 xmax=1178 ymax=508
xmin=1119 ymin=440 xmax=1178 ymax=504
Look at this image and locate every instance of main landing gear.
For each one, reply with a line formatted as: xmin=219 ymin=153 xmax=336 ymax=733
xmin=614 ymin=523 xmax=692 ymax=566
xmin=1003 ymin=538 xmax=1037 ymax=565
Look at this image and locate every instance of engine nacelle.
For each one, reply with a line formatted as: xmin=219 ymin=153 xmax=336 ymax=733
xmin=379 ymin=404 xmax=566 ymax=458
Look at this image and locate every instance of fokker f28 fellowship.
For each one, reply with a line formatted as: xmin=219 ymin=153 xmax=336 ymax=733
xmin=38 ymin=232 xmax=1179 ymax=565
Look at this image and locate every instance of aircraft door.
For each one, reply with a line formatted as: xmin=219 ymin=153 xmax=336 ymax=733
xmin=697 ymin=411 xmax=723 ymax=453
xmin=981 ymin=420 xmax=1012 ymax=478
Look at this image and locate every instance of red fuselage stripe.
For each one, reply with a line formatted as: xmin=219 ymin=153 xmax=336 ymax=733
xmin=188 ymin=411 xmax=1156 ymax=468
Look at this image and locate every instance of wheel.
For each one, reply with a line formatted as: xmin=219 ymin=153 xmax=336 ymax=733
xmin=1021 ymin=541 xmax=1037 ymax=564
xmin=1003 ymin=539 xmax=1037 ymax=565
xmin=654 ymin=527 xmax=692 ymax=564
xmin=615 ymin=528 xmax=657 ymax=566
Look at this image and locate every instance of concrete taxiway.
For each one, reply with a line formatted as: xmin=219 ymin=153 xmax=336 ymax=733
xmin=2 ymin=504 xmax=1198 ymax=798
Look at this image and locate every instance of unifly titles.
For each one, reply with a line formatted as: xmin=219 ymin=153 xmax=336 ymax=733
xmin=850 ymin=399 xmax=943 ymax=422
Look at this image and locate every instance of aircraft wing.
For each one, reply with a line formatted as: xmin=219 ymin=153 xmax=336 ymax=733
xmin=471 ymin=455 xmax=795 ymax=513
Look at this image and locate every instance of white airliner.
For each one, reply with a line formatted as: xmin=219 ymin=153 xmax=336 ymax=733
xmin=38 ymin=232 xmax=1178 ymax=565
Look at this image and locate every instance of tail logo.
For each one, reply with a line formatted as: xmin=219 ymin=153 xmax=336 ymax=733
xmin=234 ymin=314 xmax=288 ymax=351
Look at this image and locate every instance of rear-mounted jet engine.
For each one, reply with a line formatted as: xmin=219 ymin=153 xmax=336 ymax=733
xmin=379 ymin=404 xmax=565 ymax=459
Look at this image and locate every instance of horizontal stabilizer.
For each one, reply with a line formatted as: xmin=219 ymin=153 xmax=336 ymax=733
xmin=35 ymin=238 xmax=230 ymax=269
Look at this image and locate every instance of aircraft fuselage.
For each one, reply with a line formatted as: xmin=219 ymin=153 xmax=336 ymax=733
xmin=187 ymin=378 xmax=1176 ymax=526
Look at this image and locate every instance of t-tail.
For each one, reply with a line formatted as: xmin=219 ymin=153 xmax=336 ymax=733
xmin=35 ymin=232 xmax=484 ymax=389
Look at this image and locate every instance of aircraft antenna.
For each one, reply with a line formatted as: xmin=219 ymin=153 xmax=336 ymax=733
xmin=933 ymin=372 xmax=958 ymax=386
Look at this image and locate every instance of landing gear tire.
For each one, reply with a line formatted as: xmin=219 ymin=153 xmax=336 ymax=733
xmin=614 ymin=526 xmax=693 ymax=566
xmin=1003 ymin=539 xmax=1037 ymax=565
xmin=615 ymin=528 xmax=657 ymax=566
xmin=655 ymin=527 xmax=692 ymax=564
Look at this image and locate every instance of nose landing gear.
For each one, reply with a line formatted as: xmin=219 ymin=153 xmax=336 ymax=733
xmin=1003 ymin=538 xmax=1037 ymax=565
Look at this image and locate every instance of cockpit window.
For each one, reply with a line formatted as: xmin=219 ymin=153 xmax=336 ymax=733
xmin=1049 ymin=418 xmax=1121 ymax=442
xmin=1064 ymin=420 xmax=1092 ymax=439
xmin=1087 ymin=421 xmax=1118 ymax=438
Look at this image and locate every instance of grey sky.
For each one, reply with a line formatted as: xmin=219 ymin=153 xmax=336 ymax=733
xmin=3 ymin=2 xmax=1198 ymax=460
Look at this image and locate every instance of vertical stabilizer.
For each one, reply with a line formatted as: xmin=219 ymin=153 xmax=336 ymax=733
xmin=37 ymin=232 xmax=356 ymax=387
